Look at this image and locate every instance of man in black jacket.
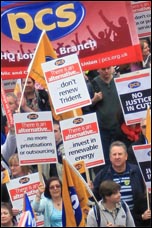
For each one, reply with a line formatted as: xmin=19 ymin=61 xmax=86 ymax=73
xmin=92 ymin=141 xmax=145 ymax=222
xmin=49 ymin=120 xmax=64 ymax=180
xmin=90 ymin=67 xmax=122 ymax=171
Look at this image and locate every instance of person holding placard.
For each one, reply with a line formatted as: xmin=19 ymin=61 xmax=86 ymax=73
xmin=1 ymin=153 xmax=32 ymax=205
xmin=1 ymin=93 xmax=32 ymax=139
xmin=1 ymin=93 xmax=18 ymax=138
xmin=20 ymin=77 xmax=51 ymax=113
xmin=90 ymin=66 xmax=123 ymax=172
xmin=1 ymin=125 xmax=17 ymax=205
xmin=1 ymin=125 xmax=17 ymax=191
xmin=32 ymin=176 xmax=63 ymax=227
xmin=133 ymin=191 xmax=151 ymax=227
xmin=1 ymin=126 xmax=16 ymax=167
xmin=91 ymin=141 xmax=145 ymax=224
xmin=117 ymin=111 xmax=141 ymax=149
xmin=127 ymin=118 xmax=148 ymax=165
xmin=8 ymin=154 xmax=32 ymax=179
xmin=49 ymin=120 xmax=64 ymax=180
xmin=82 ymin=72 xmax=103 ymax=115
xmin=1 ymin=153 xmax=33 ymax=228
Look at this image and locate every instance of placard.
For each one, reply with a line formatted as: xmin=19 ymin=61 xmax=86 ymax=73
xmin=60 ymin=113 xmax=105 ymax=168
xmin=14 ymin=111 xmax=57 ymax=165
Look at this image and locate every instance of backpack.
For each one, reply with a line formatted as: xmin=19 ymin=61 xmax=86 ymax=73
xmin=93 ymin=201 xmax=127 ymax=227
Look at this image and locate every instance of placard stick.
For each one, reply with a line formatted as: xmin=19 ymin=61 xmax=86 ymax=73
xmin=85 ymin=166 xmax=90 ymax=184
xmin=38 ymin=164 xmax=43 ymax=184
xmin=146 ymin=187 xmax=150 ymax=210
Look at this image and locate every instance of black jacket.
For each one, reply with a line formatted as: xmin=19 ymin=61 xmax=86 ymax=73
xmin=93 ymin=162 xmax=145 ymax=202
xmin=133 ymin=193 xmax=151 ymax=227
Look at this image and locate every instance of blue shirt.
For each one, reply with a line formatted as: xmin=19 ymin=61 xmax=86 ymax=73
xmin=112 ymin=167 xmax=134 ymax=211
xmin=50 ymin=206 xmax=62 ymax=227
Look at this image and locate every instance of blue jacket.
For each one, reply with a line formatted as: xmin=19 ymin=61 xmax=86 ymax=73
xmin=93 ymin=162 xmax=145 ymax=202
xmin=32 ymin=197 xmax=54 ymax=227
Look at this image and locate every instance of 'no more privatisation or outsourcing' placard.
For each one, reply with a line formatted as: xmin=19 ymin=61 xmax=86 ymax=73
xmin=14 ymin=111 xmax=57 ymax=165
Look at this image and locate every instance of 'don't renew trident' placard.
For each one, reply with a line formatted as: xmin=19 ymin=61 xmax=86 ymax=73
xmin=41 ymin=53 xmax=92 ymax=115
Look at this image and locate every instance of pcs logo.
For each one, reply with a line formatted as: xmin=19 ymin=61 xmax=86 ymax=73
xmin=74 ymin=163 xmax=82 ymax=171
xmin=128 ymin=81 xmax=141 ymax=89
xmin=1 ymin=2 xmax=86 ymax=43
xmin=19 ymin=177 xmax=30 ymax=184
xmin=27 ymin=113 xmax=38 ymax=120
xmin=55 ymin=59 xmax=65 ymax=66
xmin=73 ymin=117 xmax=84 ymax=124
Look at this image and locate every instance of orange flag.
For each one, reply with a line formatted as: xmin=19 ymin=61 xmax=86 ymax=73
xmin=62 ymin=158 xmax=92 ymax=227
xmin=28 ymin=30 xmax=57 ymax=89
xmin=26 ymin=30 xmax=60 ymax=120
xmin=145 ymin=107 xmax=151 ymax=143
xmin=28 ymin=30 xmax=82 ymax=120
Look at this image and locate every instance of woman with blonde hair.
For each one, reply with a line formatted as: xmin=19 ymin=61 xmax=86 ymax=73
xmin=2 ymin=153 xmax=32 ymax=210
xmin=8 ymin=153 xmax=32 ymax=178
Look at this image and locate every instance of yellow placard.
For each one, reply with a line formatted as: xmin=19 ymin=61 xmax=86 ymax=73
xmin=74 ymin=160 xmax=86 ymax=174
xmin=2 ymin=169 xmax=10 ymax=184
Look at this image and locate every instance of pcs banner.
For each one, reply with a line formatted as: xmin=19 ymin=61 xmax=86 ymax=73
xmin=1 ymin=1 xmax=143 ymax=79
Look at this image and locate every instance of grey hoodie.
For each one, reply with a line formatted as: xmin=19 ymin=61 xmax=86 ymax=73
xmin=87 ymin=200 xmax=135 ymax=227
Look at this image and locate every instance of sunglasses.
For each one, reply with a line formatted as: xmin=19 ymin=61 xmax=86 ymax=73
xmin=141 ymin=125 xmax=146 ymax=129
xmin=49 ymin=184 xmax=61 ymax=190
